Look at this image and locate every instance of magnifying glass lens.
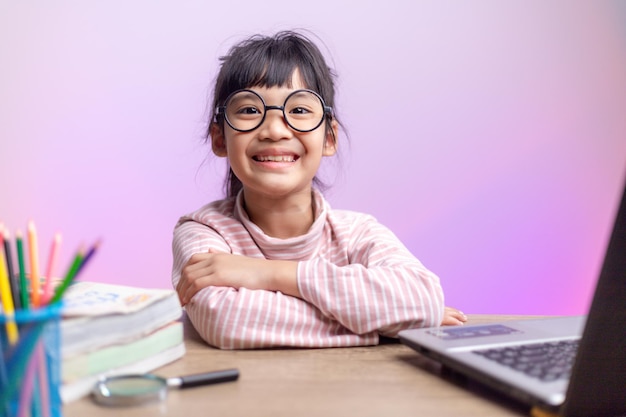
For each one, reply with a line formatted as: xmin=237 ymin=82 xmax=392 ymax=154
xmin=94 ymin=375 xmax=167 ymax=406
xmin=104 ymin=376 xmax=164 ymax=396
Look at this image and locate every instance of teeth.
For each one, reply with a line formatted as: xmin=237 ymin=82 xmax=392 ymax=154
xmin=256 ymin=155 xmax=295 ymax=162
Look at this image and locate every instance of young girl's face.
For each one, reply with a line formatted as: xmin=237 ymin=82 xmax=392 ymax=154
xmin=211 ymin=72 xmax=338 ymax=200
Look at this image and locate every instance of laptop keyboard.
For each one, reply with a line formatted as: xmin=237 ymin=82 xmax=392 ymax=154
xmin=472 ymin=339 xmax=579 ymax=382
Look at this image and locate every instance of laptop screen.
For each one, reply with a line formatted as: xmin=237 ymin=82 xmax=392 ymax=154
xmin=561 ymin=177 xmax=626 ymax=417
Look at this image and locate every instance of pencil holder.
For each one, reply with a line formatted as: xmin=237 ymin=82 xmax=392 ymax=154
xmin=1 ymin=303 xmax=63 ymax=417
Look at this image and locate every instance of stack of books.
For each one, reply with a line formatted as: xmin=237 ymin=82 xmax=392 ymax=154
xmin=59 ymin=281 xmax=184 ymax=403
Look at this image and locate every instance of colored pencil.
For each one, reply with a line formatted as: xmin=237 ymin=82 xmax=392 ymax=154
xmin=36 ymin=341 xmax=50 ymax=417
xmin=41 ymin=233 xmax=62 ymax=305
xmin=27 ymin=221 xmax=41 ymax=308
xmin=75 ymin=239 xmax=101 ymax=277
xmin=0 ymin=246 xmax=19 ymax=344
xmin=2 ymin=226 xmax=21 ymax=310
xmin=49 ymin=247 xmax=85 ymax=305
xmin=18 ymin=348 xmax=38 ymax=417
xmin=0 ymin=335 xmax=8 ymax=416
xmin=4 ymin=317 xmax=45 ymax=403
xmin=15 ymin=230 xmax=30 ymax=310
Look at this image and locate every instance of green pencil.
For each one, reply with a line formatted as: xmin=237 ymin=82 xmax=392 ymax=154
xmin=15 ymin=230 xmax=29 ymax=309
xmin=49 ymin=247 xmax=85 ymax=305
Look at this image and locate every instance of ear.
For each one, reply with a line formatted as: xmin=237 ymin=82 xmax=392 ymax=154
xmin=322 ymin=119 xmax=339 ymax=157
xmin=210 ymin=123 xmax=228 ymax=157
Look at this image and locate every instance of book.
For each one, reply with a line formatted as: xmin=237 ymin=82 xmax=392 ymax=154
xmin=57 ymin=281 xmax=186 ymax=403
xmin=61 ymin=342 xmax=186 ymax=403
xmin=61 ymin=281 xmax=183 ymax=357
xmin=62 ymin=320 xmax=183 ymax=382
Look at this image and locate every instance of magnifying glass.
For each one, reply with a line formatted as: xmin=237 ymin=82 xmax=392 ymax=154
xmin=92 ymin=368 xmax=239 ymax=406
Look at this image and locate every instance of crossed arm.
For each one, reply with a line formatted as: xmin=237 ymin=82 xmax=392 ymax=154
xmin=173 ymin=219 xmax=466 ymax=349
xmin=177 ymin=251 xmax=466 ymax=325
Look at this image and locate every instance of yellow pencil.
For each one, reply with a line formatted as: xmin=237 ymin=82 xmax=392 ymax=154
xmin=27 ymin=220 xmax=41 ymax=308
xmin=0 ymin=245 xmax=19 ymax=344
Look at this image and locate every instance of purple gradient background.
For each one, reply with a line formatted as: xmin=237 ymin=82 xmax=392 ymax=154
xmin=1 ymin=1 xmax=625 ymax=314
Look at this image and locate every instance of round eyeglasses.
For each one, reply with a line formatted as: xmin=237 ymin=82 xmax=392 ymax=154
xmin=216 ymin=89 xmax=333 ymax=133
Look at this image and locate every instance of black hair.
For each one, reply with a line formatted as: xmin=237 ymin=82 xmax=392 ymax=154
xmin=207 ymin=30 xmax=342 ymax=198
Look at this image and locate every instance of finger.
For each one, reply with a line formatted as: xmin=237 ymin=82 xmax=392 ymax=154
xmin=188 ymin=252 xmax=213 ymax=265
xmin=179 ymin=283 xmax=196 ymax=306
xmin=442 ymin=316 xmax=465 ymax=326
xmin=176 ymin=282 xmax=188 ymax=306
xmin=175 ymin=275 xmax=186 ymax=295
xmin=445 ymin=307 xmax=467 ymax=321
xmin=456 ymin=310 xmax=468 ymax=322
xmin=180 ymin=272 xmax=217 ymax=306
xmin=208 ymin=247 xmax=227 ymax=254
xmin=441 ymin=317 xmax=462 ymax=326
xmin=176 ymin=273 xmax=199 ymax=306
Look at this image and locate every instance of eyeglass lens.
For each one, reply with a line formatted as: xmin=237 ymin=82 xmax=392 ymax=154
xmin=224 ymin=90 xmax=326 ymax=132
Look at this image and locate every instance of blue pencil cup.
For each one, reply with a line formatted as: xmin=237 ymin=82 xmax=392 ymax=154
xmin=1 ymin=303 xmax=63 ymax=417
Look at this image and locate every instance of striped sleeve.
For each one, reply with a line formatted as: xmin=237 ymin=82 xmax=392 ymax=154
xmin=296 ymin=214 xmax=445 ymax=337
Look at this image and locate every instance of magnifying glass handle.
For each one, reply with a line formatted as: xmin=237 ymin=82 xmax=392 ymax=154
xmin=170 ymin=368 xmax=240 ymax=389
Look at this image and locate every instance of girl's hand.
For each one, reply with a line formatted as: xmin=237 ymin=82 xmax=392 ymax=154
xmin=176 ymin=249 xmax=298 ymax=306
xmin=441 ymin=306 xmax=467 ymax=326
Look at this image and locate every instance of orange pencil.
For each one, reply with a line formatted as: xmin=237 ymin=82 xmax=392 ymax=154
xmin=27 ymin=220 xmax=41 ymax=308
xmin=42 ymin=232 xmax=62 ymax=305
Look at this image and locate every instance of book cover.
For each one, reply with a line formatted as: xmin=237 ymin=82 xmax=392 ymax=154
xmin=61 ymin=281 xmax=181 ymax=316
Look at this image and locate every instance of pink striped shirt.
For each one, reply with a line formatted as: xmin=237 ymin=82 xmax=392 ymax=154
xmin=171 ymin=190 xmax=445 ymax=349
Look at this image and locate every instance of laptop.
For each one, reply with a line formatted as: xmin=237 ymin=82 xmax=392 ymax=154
xmin=399 ymin=178 xmax=626 ymax=417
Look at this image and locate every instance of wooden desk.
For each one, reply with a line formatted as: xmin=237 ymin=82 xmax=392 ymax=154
xmin=64 ymin=315 xmax=542 ymax=417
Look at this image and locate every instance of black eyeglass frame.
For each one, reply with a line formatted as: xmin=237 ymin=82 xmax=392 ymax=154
xmin=215 ymin=89 xmax=333 ymax=133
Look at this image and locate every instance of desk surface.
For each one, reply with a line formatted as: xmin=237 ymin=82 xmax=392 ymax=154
xmin=64 ymin=315 xmax=544 ymax=417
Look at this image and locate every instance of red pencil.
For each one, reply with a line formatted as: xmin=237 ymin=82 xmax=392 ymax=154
xmin=42 ymin=232 xmax=62 ymax=305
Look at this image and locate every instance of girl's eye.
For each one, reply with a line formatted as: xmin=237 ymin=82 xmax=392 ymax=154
xmin=290 ymin=107 xmax=311 ymax=115
xmin=237 ymin=106 xmax=262 ymax=115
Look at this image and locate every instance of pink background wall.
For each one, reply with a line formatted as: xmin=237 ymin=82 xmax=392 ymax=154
xmin=1 ymin=1 xmax=625 ymax=315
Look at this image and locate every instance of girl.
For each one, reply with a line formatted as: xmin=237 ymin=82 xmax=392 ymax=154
xmin=172 ymin=31 xmax=466 ymax=349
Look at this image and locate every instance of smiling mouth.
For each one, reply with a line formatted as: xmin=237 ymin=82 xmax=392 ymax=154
xmin=253 ymin=155 xmax=299 ymax=162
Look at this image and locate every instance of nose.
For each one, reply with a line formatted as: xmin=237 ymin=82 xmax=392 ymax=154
xmin=258 ymin=108 xmax=291 ymax=141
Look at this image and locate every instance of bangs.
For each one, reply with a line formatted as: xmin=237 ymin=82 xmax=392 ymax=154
xmin=223 ymin=58 xmax=315 ymax=93
xmin=216 ymin=35 xmax=325 ymax=104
